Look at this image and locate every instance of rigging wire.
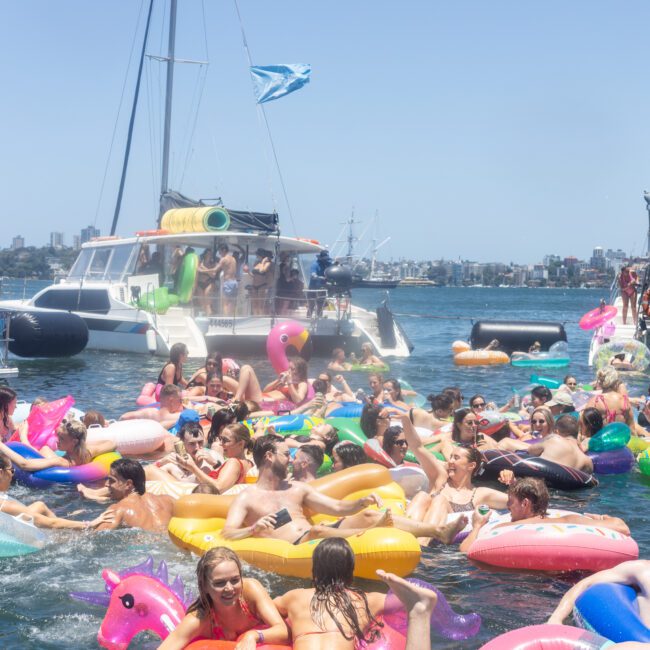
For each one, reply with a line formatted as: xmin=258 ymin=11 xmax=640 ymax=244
xmin=92 ymin=0 xmax=146 ymax=230
xmin=232 ymin=0 xmax=298 ymax=236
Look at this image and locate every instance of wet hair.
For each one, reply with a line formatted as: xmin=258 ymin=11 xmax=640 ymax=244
xmin=297 ymin=444 xmax=324 ymax=471
xmin=428 ymin=393 xmax=453 ymax=414
xmin=531 ymin=385 xmax=553 ymax=402
xmin=0 ymin=386 xmax=17 ymax=429
xmin=169 ymin=342 xmax=188 ymax=364
xmin=451 ymin=408 xmax=474 ymax=443
xmin=111 ymin=458 xmax=146 ymax=495
xmin=361 ymin=342 xmax=374 ymax=355
xmin=469 ymin=394 xmax=486 ymax=408
xmin=331 ymin=347 xmax=345 ymax=360
xmin=179 ymin=422 xmax=204 ymax=442
xmin=290 ymin=358 xmax=308 ymax=382
xmin=311 ymin=538 xmax=382 ymax=643
xmin=252 ymin=433 xmax=285 ymax=468
xmin=382 ymin=425 xmax=405 ymax=454
xmin=580 ymin=407 xmax=603 ymax=438
xmin=312 ymin=379 xmax=328 ymax=395
xmin=530 ymin=406 xmax=554 ymax=433
xmin=508 ymin=477 xmax=548 ymax=517
xmin=160 ymin=384 xmax=181 ymax=401
xmin=333 ymin=442 xmax=367 ymax=468
xmin=442 ymin=386 xmax=463 ymax=404
xmin=188 ymin=546 xmax=243 ymax=618
xmin=383 ymin=379 xmax=403 ymax=401
xmin=83 ymin=410 xmax=106 ymax=428
xmin=221 ymin=422 xmax=253 ymax=453
xmin=456 ymin=444 xmax=484 ymax=477
xmin=360 ymin=404 xmax=382 ymax=439
xmin=0 ymin=450 xmax=12 ymax=471
xmin=555 ymin=415 xmax=579 ymax=438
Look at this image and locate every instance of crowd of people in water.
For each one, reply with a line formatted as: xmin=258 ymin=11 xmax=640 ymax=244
xmin=1 ymin=339 xmax=650 ymax=649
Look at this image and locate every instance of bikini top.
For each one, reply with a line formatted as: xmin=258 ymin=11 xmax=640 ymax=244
xmin=210 ymin=595 xmax=263 ymax=640
xmin=157 ymin=362 xmax=181 ymax=387
xmin=595 ymin=393 xmax=629 ymax=424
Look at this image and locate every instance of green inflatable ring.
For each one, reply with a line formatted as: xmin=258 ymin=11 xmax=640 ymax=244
xmin=175 ymin=252 xmax=199 ymax=304
xmin=350 ymin=363 xmax=390 ymax=373
xmin=638 ymin=449 xmax=650 ymax=476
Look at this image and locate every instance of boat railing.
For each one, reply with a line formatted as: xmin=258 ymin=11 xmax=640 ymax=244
xmin=0 ymin=276 xmax=31 ymax=301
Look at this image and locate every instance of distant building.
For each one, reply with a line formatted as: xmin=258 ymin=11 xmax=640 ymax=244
xmin=72 ymin=235 xmax=81 ymax=251
xmin=80 ymin=225 xmax=100 ymax=245
xmin=50 ymin=231 xmax=64 ymax=249
xmin=11 ymin=235 xmax=24 ymax=250
xmin=590 ymin=246 xmax=606 ymax=271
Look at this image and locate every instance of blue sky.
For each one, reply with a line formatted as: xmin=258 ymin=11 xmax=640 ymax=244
xmin=2 ymin=1 xmax=650 ymax=263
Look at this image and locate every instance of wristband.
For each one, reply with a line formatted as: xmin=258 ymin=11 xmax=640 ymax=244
xmin=256 ymin=630 xmax=265 ymax=644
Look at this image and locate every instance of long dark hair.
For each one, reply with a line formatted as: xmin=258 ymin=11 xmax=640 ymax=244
xmin=311 ymin=538 xmax=382 ymax=643
xmin=0 ymin=386 xmax=17 ymax=428
xmin=452 ymin=408 xmax=473 ymax=443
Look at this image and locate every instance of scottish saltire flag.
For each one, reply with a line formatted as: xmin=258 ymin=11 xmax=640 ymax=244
xmin=250 ymin=64 xmax=311 ymax=104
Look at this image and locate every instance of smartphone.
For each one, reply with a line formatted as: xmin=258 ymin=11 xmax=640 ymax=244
xmin=272 ymin=508 xmax=292 ymax=529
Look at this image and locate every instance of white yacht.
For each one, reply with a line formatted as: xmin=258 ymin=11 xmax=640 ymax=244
xmin=0 ymin=229 xmax=412 ymax=359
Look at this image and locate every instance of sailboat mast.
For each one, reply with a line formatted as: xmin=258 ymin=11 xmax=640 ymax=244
xmin=159 ymin=0 xmax=177 ymax=224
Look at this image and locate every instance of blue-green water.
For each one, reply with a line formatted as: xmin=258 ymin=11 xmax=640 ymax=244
xmin=1 ymin=286 xmax=648 ymax=649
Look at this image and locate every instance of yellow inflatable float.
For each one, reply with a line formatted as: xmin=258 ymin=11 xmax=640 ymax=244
xmin=168 ymin=464 xmax=421 ymax=579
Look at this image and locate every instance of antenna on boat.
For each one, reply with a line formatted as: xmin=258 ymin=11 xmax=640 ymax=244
xmin=644 ymin=190 xmax=650 ymax=255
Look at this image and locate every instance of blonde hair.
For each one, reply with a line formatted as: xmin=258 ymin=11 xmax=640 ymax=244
xmin=530 ymin=406 xmax=554 ymax=433
xmin=597 ymin=366 xmax=620 ymax=391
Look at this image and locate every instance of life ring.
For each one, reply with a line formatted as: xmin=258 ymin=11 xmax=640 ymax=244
xmin=7 ymin=442 xmax=120 ymax=489
xmin=574 ymin=583 xmax=650 ymax=643
xmin=266 ymin=320 xmax=311 ymax=374
xmin=296 ymin=237 xmax=321 ymax=245
xmin=453 ymin=350 xmax=509 ymax=366
xmin=579 ymin=304 xmax=617 ymax=330
xmin=135 ymin=229 xmax=170 ymax=236
xmin=0 ymin=511 xmax=49 ymax=558
xmin=168 ymin=464 xmax=421 ymax=579
xmin=467 ymin=509 xmax=638 ymax=571
xmin=480 ymin=624 xmax=611 ymax=650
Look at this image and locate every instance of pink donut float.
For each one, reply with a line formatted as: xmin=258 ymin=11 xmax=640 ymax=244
xmin=467 ymin=509 xmax=638 ymax=571
xmin=480 ymin=624 xmax=611 ymax=649
xmin=579 ymin=304 xmax=617 ymax=330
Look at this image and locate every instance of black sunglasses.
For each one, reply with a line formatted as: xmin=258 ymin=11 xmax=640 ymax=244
xmin=393 ymin=439 xmax=408 ymax=447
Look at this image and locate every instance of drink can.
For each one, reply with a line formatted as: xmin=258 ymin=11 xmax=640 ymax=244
xmin=478 ymin=505 xmax=490 ymax=516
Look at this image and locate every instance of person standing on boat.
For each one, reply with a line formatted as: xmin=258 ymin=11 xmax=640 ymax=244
xmin=250 ymin=248 xmax=273 ymax=315
xmin=307 ymin=250 xmax=332 ymax=318
xmin=214 ymin=244 xmax=238 ymax=316
xmin=619 ymin=265 xmax=639 ymax=325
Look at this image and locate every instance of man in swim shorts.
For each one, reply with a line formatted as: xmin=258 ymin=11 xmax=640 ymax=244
xmin=119 ymin=384 xmax=184 ymax=430
xmin=459 ymin=477 xmax=630 ymax=553
xmin=214 ymin=243 xmax=238 ymax=316
xmin=223 ymin=434 xmax=466 ymax=545
xmin=96 ymin=458 xmax=173 ymax=532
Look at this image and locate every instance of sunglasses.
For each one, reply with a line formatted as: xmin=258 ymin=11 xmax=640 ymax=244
xmin=531 ymin=419 xmax=547 ymax=425
xmin=471 ymin=403 xmax=486 ymax=409
xmin=465 ymin=420 xmax=479 ymax=427
xmin=393 ymin=439 xmax=408 ymax=447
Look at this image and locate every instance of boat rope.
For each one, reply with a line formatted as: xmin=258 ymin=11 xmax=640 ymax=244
xmin=93 ymin=0 xmax=148 ymax=232
xmin=232 ymin=0 xmax=298 ymax=237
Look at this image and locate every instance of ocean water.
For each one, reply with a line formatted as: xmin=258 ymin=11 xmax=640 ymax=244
xmin=1 ymin=285 xmax=648 ymax=649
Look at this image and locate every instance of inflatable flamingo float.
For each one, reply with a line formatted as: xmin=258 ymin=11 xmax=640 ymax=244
xmin=266 ymin=320 xmax=311 ymax=374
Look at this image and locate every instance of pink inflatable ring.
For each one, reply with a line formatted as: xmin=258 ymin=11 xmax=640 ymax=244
xmin=579 ymin=305 xmax=617 ymax=331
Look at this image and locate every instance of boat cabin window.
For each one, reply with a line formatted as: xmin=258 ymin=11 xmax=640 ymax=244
xmin=67 ymin=248 xmax=93 ymax=279
xmin=87 ymin=249 xmax=112 ymax=279
xmin=33 ymin=288 xmax=111 ymax=314
xmin=106 ymin=244 xmax=137 ymax=281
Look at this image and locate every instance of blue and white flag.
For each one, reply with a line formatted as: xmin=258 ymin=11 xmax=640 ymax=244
xmin=250 ymin=63 xmax=311 ymax=104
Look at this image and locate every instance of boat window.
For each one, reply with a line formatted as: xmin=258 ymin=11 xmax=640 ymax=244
xmin=106 ymin=244 xmax=137 ymax=281
xmin=67 ymin=249 xmax=93 ymax=279
xmin=87 ymin=248 xmax=112 ymax=279
xmin=33 ymin=289 xmax=111 ymax=314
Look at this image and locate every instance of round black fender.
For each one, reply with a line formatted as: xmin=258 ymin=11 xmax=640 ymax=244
xmin=9 ymin=311 xmax=89 ymax=357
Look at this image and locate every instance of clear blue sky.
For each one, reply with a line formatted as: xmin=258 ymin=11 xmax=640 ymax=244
xmin=2 ymin=1 xmax=650 ymax=263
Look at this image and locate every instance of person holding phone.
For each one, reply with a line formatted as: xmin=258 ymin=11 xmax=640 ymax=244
xmin=222 ymin=434 xmax=466 ymax=546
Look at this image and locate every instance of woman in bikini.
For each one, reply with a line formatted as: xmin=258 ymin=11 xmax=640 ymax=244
xmin=196 ymin=248 xmax=218 ymax=315
xmin=159 ymin=546 xmax=287 ymax=649
xmin=175 ymin=423 xmax=254 ymax=494
xmin=274 ymin=537 xmax=387 ymax=649
xmin=0 ymin=420 xmax=115 ymax=473
xmin=587 ymin=367 xmax=635 ymax=429
xmin=619 ymin=265 xmax=639 ymax=325
xmin=399 ymin=412 xmax=509 ymax=544
xmin=156 ymin=342 xmax=189 ymax=395
xmin=0 ymin=386 xmax=17 ymax=443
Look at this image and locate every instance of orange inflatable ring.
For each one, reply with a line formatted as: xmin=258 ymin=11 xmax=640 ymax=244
xmin=454 ymin=350 xmax=509 ymax=366
xmin=135 ymin=229 xmax=170 ymax=237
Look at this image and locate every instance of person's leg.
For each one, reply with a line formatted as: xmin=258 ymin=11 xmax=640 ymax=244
xmin=416 ymin=494 xmax=454 ymax=545
xmin=25 ymin=500 xmax=56 ymax=518
xmin=337 ymin=508 xmax=467 ymax=545
xmin=622 ymin=293 xmax=629 ymax=325
xmin=376 ymin=570 xmax=437 ymax=650
xmin=405 ymin=491 xmax=432 ymax=521
xmin=632 ymin=291 xmax=638 ymax=323
xmin=232 ymin=365 xmax=264 ymax=402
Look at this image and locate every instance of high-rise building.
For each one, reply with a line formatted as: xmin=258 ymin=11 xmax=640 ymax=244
xmin=73 ymin=235 xmax=81 ymax=251
xmin=50 ymin=232 xmax=64 ymax=248
xmin=590 ymin=246 xmax=606 ymax=271
xmin=11 ymin=235 xmax=24 ymax=250
xmin=80 ymin=225 xmax=100 ymax=244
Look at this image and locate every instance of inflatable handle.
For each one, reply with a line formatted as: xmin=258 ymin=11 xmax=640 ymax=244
xmin=530 ymin=374 xmax=561 ymax=389
xmin=588 ymin=422 xmax=631 ymax=452
xmin=383 ymin=578 xmax=481 ymax=641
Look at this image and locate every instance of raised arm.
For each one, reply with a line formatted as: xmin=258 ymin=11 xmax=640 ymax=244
xmin=0 ymin=441 xmax=69 ymax=471
xmin=547 ymin=561 xmax=645 ymax=624
xmin=399 ymin=413 xmax=448 ymax=491
xmin=303 ymin=484 xmax=381 ymax=516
